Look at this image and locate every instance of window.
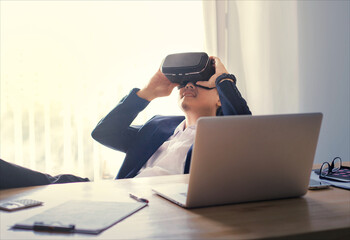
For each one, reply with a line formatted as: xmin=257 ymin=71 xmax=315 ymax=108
xmin=0 ymin=1 xmax=205 ymax=180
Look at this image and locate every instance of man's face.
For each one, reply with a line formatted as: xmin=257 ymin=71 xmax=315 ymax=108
xmin=178 ymin=82 xmax=221 ymax=116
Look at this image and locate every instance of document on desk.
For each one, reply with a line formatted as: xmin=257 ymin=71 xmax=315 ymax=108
xmin=310 ymin=171 xmax=350 ymax=190
xmin=12 ymin=200 xmax=147 ymax=235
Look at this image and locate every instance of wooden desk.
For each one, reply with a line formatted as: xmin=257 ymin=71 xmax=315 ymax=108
xmin=1 ymin=173 xmax=349 ymax=239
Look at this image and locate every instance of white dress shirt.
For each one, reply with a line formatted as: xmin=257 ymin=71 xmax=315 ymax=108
xmin=135 ymin=120 xmax=196 ymax=178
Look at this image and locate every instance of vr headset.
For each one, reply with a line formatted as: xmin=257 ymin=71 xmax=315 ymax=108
xmin=161 ymin=52 xmax=215 ymax=87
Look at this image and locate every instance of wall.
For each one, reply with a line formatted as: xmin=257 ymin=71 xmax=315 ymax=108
xmin=297 ymin=1 xmax=349 ymax=163
xmin=226 ymin=1 xmax=349 ymax=163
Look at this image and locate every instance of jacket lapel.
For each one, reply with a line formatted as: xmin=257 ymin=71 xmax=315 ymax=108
xmin=184 ymin=145 xmax=193 ymax=174
xmin=116 ymin=116 xmax=184 ymax=179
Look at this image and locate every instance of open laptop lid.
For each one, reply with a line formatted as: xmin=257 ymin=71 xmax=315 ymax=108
xmin=185 ymin=113 xmax=323 ymax=208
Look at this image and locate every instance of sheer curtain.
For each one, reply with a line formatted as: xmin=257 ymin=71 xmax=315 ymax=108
xmin=0 ymin=1 xmax=205 ymax=180
xmin=203 ymin=0 xmax=299 ymax=114
xmin=202 ymin=0 xmax=349 ymax=164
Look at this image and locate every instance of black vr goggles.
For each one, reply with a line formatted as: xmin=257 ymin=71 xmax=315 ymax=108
xmin=161 ymin=52 xmax=215 ymax=89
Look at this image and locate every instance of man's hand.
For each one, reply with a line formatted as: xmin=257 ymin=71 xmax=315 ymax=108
xmin=196 ymin=56 xmax=229 ymax=89
xmin=137 ymin=68 xmax=179 ymax=101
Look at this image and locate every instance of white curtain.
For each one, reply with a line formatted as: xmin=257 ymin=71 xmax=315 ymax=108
xmin=202 ymin=0 xmax=226 ymax=62
xmin=0 ymin=1 xmax=205 ymax=180
xmin=203 ymin=0 xmax=299 ymax=115
xmin=202 ymin=0 xmax=349 ymax=164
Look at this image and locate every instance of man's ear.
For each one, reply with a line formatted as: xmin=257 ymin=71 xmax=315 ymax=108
xmin=216 ymin=98 xmax=222 ymax=108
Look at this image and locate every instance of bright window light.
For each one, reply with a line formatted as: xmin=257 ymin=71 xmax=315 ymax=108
xmin=0 ymin=1 xmax=205 ymax=180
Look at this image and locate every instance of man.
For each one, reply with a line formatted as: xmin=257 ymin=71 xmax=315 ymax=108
xmin=0 ymin=56 xmax=250 ymax=189
xmin=91 ymin=56 xmax=251 ymax=179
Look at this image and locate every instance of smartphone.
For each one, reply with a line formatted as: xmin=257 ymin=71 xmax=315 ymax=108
xmin=308 ymin=179 xmax=331 ymax=190
xmin=0 ymin=199 xmax=43 ymax=212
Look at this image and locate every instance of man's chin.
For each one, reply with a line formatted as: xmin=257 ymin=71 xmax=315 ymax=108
xmin=179 ymin=101 xmax=191 ymax=112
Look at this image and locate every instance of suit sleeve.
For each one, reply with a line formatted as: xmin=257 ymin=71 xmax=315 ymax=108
xmin=91 ymin=88 xmax=150 ymax=153
xmin=216 ymin=79 xmax=252 ymax=116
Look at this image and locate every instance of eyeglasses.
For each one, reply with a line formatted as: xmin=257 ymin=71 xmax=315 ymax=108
xmin=177 ymin=81 xmax=216 ymax=90
xmin=320 ymin=157 xmax=342 ymax=178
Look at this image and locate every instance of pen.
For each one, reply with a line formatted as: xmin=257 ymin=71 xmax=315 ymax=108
xmin=33 ymin=222 xmax=75 ymax=233
xmin=129 ymin=193 xmax=149 ymax=204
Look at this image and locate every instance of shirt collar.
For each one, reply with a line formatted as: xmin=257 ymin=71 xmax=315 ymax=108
xmin=173 ymin=120 xmax=196 ymax=136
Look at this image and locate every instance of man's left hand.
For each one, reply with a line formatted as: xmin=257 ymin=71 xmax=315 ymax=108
xmin=195 ymin=56 xmax=229 ymax=89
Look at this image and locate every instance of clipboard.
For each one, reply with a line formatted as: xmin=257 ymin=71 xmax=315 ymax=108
xmin=12 ymin=200 xmax=147 ymax=234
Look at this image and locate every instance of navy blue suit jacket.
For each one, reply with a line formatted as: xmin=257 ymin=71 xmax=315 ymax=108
xmin=92 ymin=80 xmax=251 ymax=179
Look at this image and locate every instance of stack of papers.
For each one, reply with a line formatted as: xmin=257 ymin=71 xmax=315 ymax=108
xmin=310 ymin=171 xmax=350 ymax=190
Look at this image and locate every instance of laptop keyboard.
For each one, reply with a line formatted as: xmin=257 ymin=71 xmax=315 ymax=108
xmin=180 ymin=192 xmax=187 ymax=197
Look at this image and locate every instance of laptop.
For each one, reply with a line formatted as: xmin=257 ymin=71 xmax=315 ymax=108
xmin=152 ymin=113 xmax=323 ymax=208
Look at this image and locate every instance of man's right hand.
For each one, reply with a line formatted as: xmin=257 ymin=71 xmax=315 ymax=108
xmin=137 ymin=68 xmax=179 ymax=101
